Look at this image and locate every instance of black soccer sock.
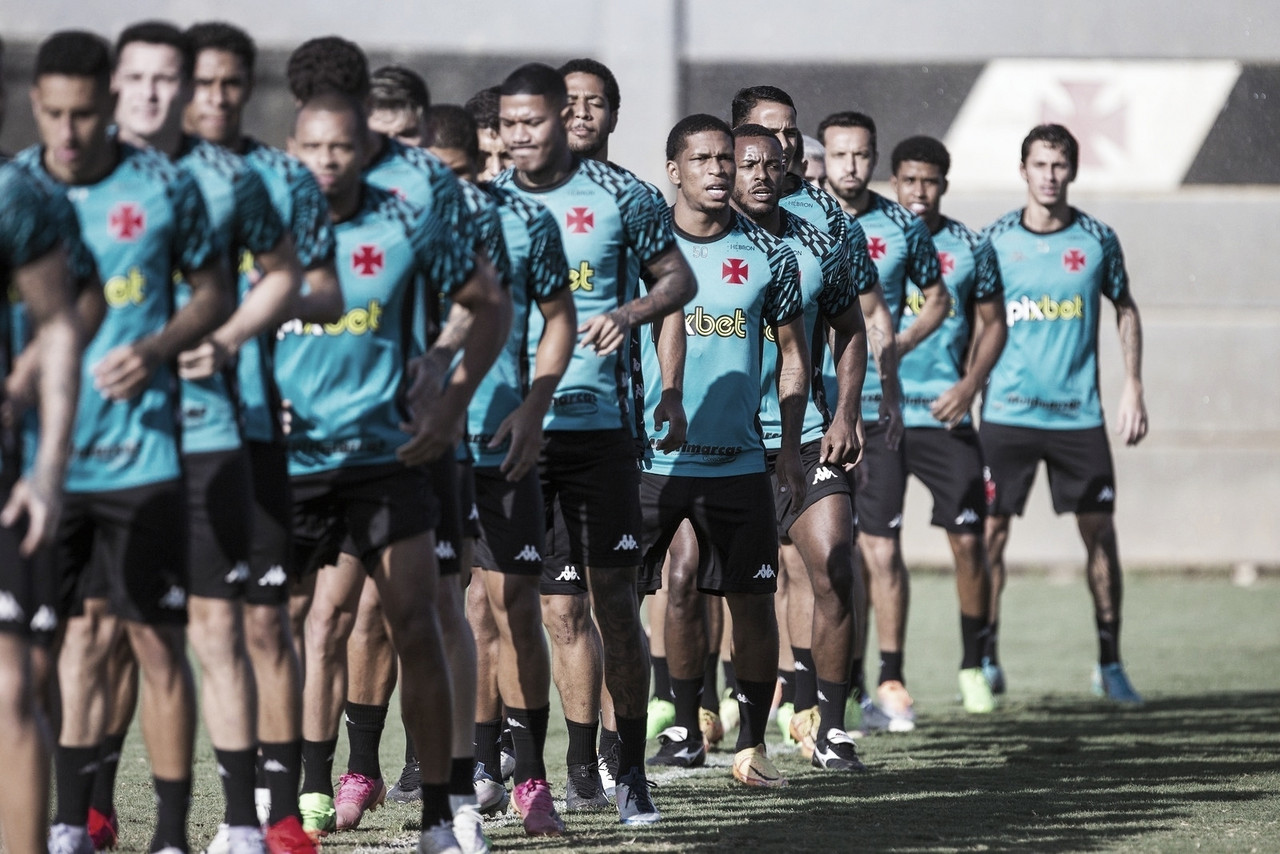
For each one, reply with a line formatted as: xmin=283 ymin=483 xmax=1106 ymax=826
xmin=597 ymin=726 xmax=620 ymax=768
xmin=777 ymin=669 xmax=796 ymax=706
xmin=215 ymin=748 xmax=259 ymax=828
xmin=722 ymin=659 xmax=737 ymax=695
xmin=670 ymin=675 xmax=703 ymax=735
xmin=793 ymin=647 xmax=818 ymax=710
xmin=261 ymin=740 xmax=303 ymax=824
xmin=420 ymin=783 xmax=452 ymax=829
xmin=878 ymin=650 xmax=905 ymax=687
xmin=300 ymin=738 xmax=338 ymax=797
xmin=344 ymin=701 xmax=388 ymax=779
xmin=54 ymin=744 xmax=101 ymax=826
xmin=150 ymin=776 xmax=191 ymax=854
xmin=473 ymin=718 xmax=502 ymax=781
xmin=651 ymin=655 xmax=672 ymax=701
xmin=89 ymin=733 xmax=126 ymax=815
xmin=701 ymin=653 xmax=720 ymax=712
xmin=615 ymin=714 xmax=647 ymax=775
xmin=448 ymin=757 xmax=473 ymax=798
xmin=404 ymin=724 xmax=418 ymax=765
xmin=816 ymin=678 xmax=851 ymax=739
xmin=1097 ymin=618 xmax=1121 ymax=666
xmin=961 ymin=615 xmax=987 ymax=670
xmin=735 ymin=678 xmax=776 ymax=751
xmin=564 ymin=718 xmax=598 ymax=768
xmin=507 ymin=705 xmax=549 ymax=784
xmin=982 ymin=621 xmax=1000 ymax=663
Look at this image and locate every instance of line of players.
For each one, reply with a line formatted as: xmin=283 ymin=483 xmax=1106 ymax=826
xmin=0 ymin=19 xmax=1148 ymax=854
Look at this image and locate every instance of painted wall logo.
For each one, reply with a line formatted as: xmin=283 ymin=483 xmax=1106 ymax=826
xmin=351 ymin=244 xmax=384 ymax=277
xmin=1006 ymin=294 xmax=1084 ymax=327
xmin=685 ymin=306 xmax=747 ymax=338
xmin=566 ymin=207 xmax=594 ymax=234
xmin=109 ymin=203 xmax=145 ymax=241
xmin=722 ymin=258 xmax=748 ymax=284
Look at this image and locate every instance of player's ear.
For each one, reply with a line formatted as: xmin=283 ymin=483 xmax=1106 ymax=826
xmin=666 ymin=159 xmax=680 ymax=188
xmin=939 ymin=176 xmax=949 ymax=197
xmin=607 ymin=109 xmax=619 ymax=134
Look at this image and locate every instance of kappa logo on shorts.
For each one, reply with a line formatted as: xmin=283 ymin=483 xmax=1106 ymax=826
xmin=813 ymin=466 xmax=838 ymax=484
xmin=888 ymin=514 xmax=903 ymax=529
xmin=555 ymin=566 xmax=581 ymax=582
xmin=613 ymin=534 xmax=639 ymax=551
xmin=514 ymin=545 xmax=542 ymax=563
xmin=224 ymin=561 xmax=250 ymax=584
xmin=436 ymin=541 xmax=457 ymax=560
xmin=258 ymin=566 xmax=288 ymax=587
xmin=955 ymin=508 xmax=981 ymax=526
xmin=159 ymin=585 xmax=187 ymax=610
xmin=754 ymin=565 xmax=777 ymax=580
xmin=469 ymin=504 xmax=480 ymax=521
xmin=1097 ymin=486 xmax=1116 ymax=503
xmin=29 ymin=606 xmax=57 ymax=633
xmin=0 ymin=592 xmax=24 ymax=622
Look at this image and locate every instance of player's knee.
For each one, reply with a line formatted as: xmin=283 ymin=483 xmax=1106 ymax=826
xmin=243 ymin=604 xmax=289 ymax=659
xmin=305 ymin=600 xmax=355 ymax=660
xmin=858 ymin=533 xmax=900 ymax=574
xmin=541 ymin=592 xmax=591 ymax=643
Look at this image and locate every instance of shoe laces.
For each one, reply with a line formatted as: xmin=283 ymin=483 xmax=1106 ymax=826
xmin=567 ymin=763 xmax=601 ymax=797
xmin=617 ymin=771 xmax=658 ymax=811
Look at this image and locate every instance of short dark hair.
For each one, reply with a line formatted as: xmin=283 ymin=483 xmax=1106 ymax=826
xmin=424 ymin=104 xmax=479 ymax=161
xmin=287 ymin=36 xmax=369 ymax=102
xmin=816 ymin=111 xmax=877 ymax=153
xmin=295 ymin=90 xmax=367 ymax=133
xmin=1021 ymin=123 xmax=1079 ymax=175
xmin=558 ymin=58 xmax=620 ymax=113
xmin=465 ymin=86 xmax=501 ymax=132
xmin=732 ymin=122 xmax=780 ymax=146
xmin=186 ymin=22 xmax=256 ymax=78
xmin=370 ymin=65 xmax=430 ymax=117
xmin=891 ymin=135 xmax=950 ymax=177
xmin=499 ymin=63 xmax=567 ymax=107
xmin=34 ymin=30 xmax=113 ymax=88
xmin=665 ymin=113 xmax=732 ymax=161
xmin=116 ymin=21 xmax=194 ymax=79
xmin=731 ymin=85 xmax=794 ymax=128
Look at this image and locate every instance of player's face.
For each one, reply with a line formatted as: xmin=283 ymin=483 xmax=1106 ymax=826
xmin=30 ymin=74 xmax=113 ymax=183
xmin=892 ymin=160 xmax=947 ymax=224
xmin=742 ymin=100 xmax=800 ymax=174
xmin=185 ymin=49 xmax=250 ymax=147
xmin=805 ymin=155 xmax=826 ymax=188
xmin=564 ymin=71 xmax=617 ymax=157
xmin=499 ymin=93 xmax=569 ymax=176
xmin=824 ymin=125 xmax=876 ymax=204
xmin=669 ymin=130 xmax=735 ymax=214
xmin=369 ymin=107 xmax=426 ymax=148
xmin=428 ymin=146 xmax=476 ymax=182
xmin=731 ymin=136 xmax=784 ymax=219
xmin=113 ymin=42 xmax=190 ymax=140
xmin=289 ymin=107 xmax=365 ymax=204
xmin=476 ymin=128 xmax=511 ymax=181
xmin=1020 ymin=140 xmax=1074 ymax=207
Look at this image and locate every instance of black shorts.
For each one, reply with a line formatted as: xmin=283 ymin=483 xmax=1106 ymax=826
xmin=428 ymin=454 xmax=463 ymax=577
xmin=245 ymin=441 xmax=294 ymax=606
xmin=637 ymin=472 xmax=779 ymax=596
xmin=768 ymin=439 xmax=853 ymax=540
xmin=0 ymin=480 xmax=54 ymax=640
xmin=979 ymin=423 xmax=1116 ymax=517
xmin=459 ymin=458 xmax=481 ymax=540
xmin=292 ymin=463 xmax=437 ymax=575
xmin=53 ymin=479 xmax=189 ymax=625
xmin=472 ymin=466 xmax=546 ymax=576
xmin=184 ymin=449 xmax=253 ymax=601
xmin=852 ymin=422 xmax=907 ymax=538
xmin=538 ymin=429 xmax=643 ymax=595
xmin=902 ymin=425 xmax=987 ymax=535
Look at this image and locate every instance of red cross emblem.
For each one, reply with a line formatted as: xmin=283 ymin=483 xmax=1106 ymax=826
xmin=1042 ymin=81 xmax=1127 ymax=169
xmin=1062 ymin=248 xmax=1087 ymax=272
xmin=109 ymin=203 xmax=145 ymax=241
xmin=352 ymin=244 xmax=384 ymax=276
xmin=722 ymin=258 xmax=748 ymax=284
xmin=938 ymin=251 xmax=955 ymax=276
xmin=867 ymin=235 xmax=887 ymax=261
xmin=566 ymin=207 xmax=594 ymax=234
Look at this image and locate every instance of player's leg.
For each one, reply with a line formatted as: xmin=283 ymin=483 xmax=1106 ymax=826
xmin=645 ymin=581 xmax=673 ymax=740
xmin=86 ymin=634 xmax=134 ymax=848
xmin=464 ymin=567 xmax=503 ymax=796
xmin=780 ymin=540 xmax=815 ymax=733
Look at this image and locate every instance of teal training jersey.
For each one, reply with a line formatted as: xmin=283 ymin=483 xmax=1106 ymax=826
xmin=177 ymin=136 xmax=285 ymax=454
xmin=465 ymin=185 xmax=569 ymax=468
xmin=493 ymin=158 xmax=675 ymax=433
xmin=899 ymin=217 xmax=1003 ymax=428
xmin=276 ymin=183 xmax=476 ymax=477
xmin=237 ymin=137 xmax=336 ymax=444
xmin=982 ymin=208 xmax=1129 ymax=430
xmin=14 ymin=142 xmax=215 ymax=493
xmin=844 ymin=192 xmax=940 ymax=420
xmin=642 ymin=212 xmax=801 ymax=477
xmin=759 ymin=209 xmax=859 ymax=449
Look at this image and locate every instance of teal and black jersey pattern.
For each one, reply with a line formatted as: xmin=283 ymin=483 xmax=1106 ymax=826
xmin=466 ymin=185 xmax=568 ymax=467
xmin=900 ymin=217 xmax=1002 ymax=429
xmin=238 ymin=137 xmax=337 ymax=444
xmin=276 ymin=183 xmax=475 ymax=477
xmin=847 ymin=191 xmax=941 ymax=420
xmin=493 ymin=158 xmax=676 ymax=433
xmin=15 ymin=142 xmax=215 ymax=493
xmin=982 ymin=208 xmax=1129 ymax=430
xmin=759 ymin=209 xmax=859 ymax=450
xmin=642 ymin=212 xmax=801 ymax=477
xmin=178 ymin=136 xmax=285 ymax=455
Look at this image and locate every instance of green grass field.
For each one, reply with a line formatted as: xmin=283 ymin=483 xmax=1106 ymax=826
xmin=106 ymin=573 xmax=1280 ymax=853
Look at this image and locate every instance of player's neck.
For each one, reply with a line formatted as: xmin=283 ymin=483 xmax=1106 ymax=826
xmin=744 ymin=207 xmax=782 ymax=236
xmin=119 ymin=123 xmax=184 ymax=160
xmin=517 ymin=146 xmax=575 ymax=189
xmin=328 ymin=184 xmax=362 ymax=224
xmin=1022 ymin=197 xmax=1072 ymax=233
xmin=837 ymin=188 xmax=873 ymax=218
xmin=582 ymin=141 xmax=609 ymax=163
xmin=673 ymin=200 xmax=732 ymax=238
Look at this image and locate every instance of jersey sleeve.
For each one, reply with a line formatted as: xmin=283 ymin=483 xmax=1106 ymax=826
xmin=232 ymin=164 xmax=286 ymax=256
xmin=169 ymin=167 xmax=217 ymax=273
xmin=0 ymin=172 xmax=61 ymax=270
xmin=970 ymin=234 xmax=1004 ymax=303
xmin=464 ymin=186 xmax=511 ymax=289
xmin=764 ymin=248 xmax=804 ymax=327
xmin=527 ymin=204 xmax=570 ymax=301
xmin=285 ymin=164 xmax=336 ymax=270
xmin=816 ymin=233 xmax=858 ymax=320
xmin=411 ymin=170 xmax=478 ymax=298
xmin=843 ymin=216 xmax=881 ymax=295
xmin=619 ymin=177 xmax=676 ymax=269
xmin=905 ymin=216 xmax=942 ymax=287
xmin=1100 ymin=228 xmax=1130 ymax=302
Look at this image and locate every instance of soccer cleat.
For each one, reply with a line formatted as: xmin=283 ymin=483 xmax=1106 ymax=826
xmin=255 ymin=788 xmax=272 ymax=828
xmin=861 ymin=681 xmax=917 ymax=732
xmin=775 ymin=702 xmax=797 ymax=744
xmin=471 ymin=764 xmax=509 ymax=815
xmin=646 ymin=726 xmax=706 ymax=768
xmin=718 ymin=688 xmax=740 ymax=736
xmin=387 ymin=761 xmax=423 ymax=804
xmin=417 ymin=821 xmax=462 ymax=854
xmin=645 ymin=696 xmax=676 ymax=740
xmin=213 ymin=826 xmax=265 ymax=854
xmin=511 ymin=778 xmax=564 ymax=837
xmin=614 ymin=767 xmax=660 ymax=826
xmin=87 ymin=808 xmax=118 ymax=851
xmin=981 ymin=656 xmax=1006 ymax=695
xmin=811 ymin=729 xmax=866 ymax=772
xmin=699 ymin=708 xmax=724 ymax=750
xmin=1093 ymin=662 xmax=1145 ymax=705
xmin=498 ymin=729 xmax=515 ymax=782
xmin=298 ymin=792 xmax=336 ymax=841
xmin=959 ymin=668 xmax=997 ymax=713
xmin=788 ymin=705 xmax=821 ymax=759
xmin=565 ymin=761 xmax=610 ymax=809
xmin=203 ymin=824 xmax=231 ymax=854
xmin=50 ymin=824 xmax=95 ymax=854
xmin=597 ymin=744 xmax=618 ymax=802
xmin=732 ymin=744 xmax=788 ymax=788
xmin=447 ymin=797 xmax=490 ymax=854
xmin=334 ymin=772 xmax=386 ymax=830
xmin=263 ymin=816 xmax=318 ymax=854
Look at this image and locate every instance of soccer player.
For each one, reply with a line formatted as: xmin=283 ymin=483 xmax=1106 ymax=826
xmin=465 ymin=88 xmax=512 ymax=182
xmin=980 ymin=124 xmax=1147 ymax=704
xmin=801 ymin=134 xmax=826 ymax=188
xmin=889 ymin=135 xmax=1007 ymax=714
xmin=20 ymin=29 xmax=231 ymax=854
xmin=819 ymin=110 xmax=949 ymax=730
xmin=726 ymin=123 xmax=870 ymax=771
xmin=0 ymin=160 xmax=84 ymax=854
xmin=492 ymin=62 xmax=696 ymax=825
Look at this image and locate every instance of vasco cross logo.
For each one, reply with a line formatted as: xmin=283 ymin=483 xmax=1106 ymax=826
xmin=109 ymin=203 xmax=145 ymax=241
xmin=352 ymin=244 xmax=384 ymax=276
xmin=722 ymin=258 xmax=748 ymax=284
xmin=566 ymin=207 xmax=594 ymax=234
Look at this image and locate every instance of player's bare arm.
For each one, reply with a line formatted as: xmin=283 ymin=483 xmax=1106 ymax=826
xmin=650 ymin=309 xmax=688 ymax=453
xmin=774 ymin=314 xmax=811 ymax=504
xmin=579 ymin=244 xmax=696 ymax=355
xmin=1114 ymin=291 xmax=1147 ymax=446
xmin=291 ymin=260 xmax=345 ymax=324
xmin=932 ymin=298 xmax=1007 ymax=427
xmin=859 ymin=282 xmax=904 ymax=449
xmin=895 ymin=278 xmax=947 ymax=355
xmin=823 ymin=300 xmax=869 ymax=466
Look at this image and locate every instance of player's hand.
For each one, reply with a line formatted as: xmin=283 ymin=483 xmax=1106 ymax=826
xmin=879 ymin=399 xmax=904 ymax=451
xmin=822 ymin=407 xmax=863 ymax=467
xmin=1 ymin=476 xmax=61 ymax=556
xmin=578 ymin=310 xmax=630 ymax=356
xmin=398 ymin=400 xmax=465 ymax=466
xmin=492 ymin=401 xmax=544 ymax=482
xmin=776 ymin=443 xmax=807 ymax=512
xmin=93 ymin=343 xmax=158 ymax=401
xmin=1116 ymin=380 xmax=1148 ymax=446
xmin=930 ymin=380 xmax=976 ymax=429
xmin=177 ymin=338 xmax=232 ymax=381
xmin=400 ymin=354 xmax=448 ymax=420
xmin=652 ymin=389 xmax=687 ymax=453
